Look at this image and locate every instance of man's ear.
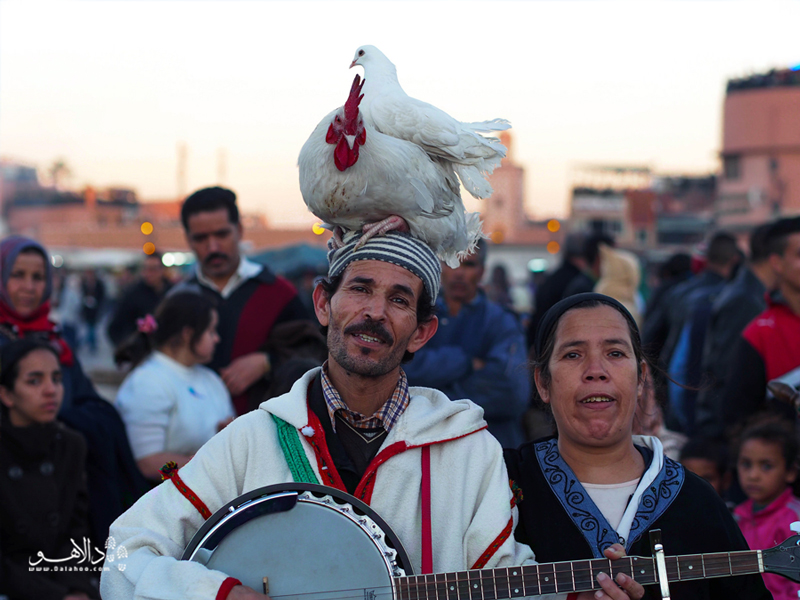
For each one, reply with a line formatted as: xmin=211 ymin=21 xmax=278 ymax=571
xmin=312 ymin=283 xmax=331 ymax=327
xmin=406 ymin=316 xmax=438 ymax=354
xmin=534 ymin=368 xmax=550 ymax=404
xmin=768 ymin=253 xmax=784 ymax=278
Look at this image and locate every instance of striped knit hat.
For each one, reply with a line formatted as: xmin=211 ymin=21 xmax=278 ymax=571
xmin=328 ymin=231 xmax=441 ymax=303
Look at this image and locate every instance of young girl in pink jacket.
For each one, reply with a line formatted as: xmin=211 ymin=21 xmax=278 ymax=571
xmin=734 ymin=419 xmax=800 ymax=600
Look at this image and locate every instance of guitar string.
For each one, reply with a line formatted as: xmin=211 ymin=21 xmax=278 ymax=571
xmin=266 ymin=556 xmax=757 ymax=600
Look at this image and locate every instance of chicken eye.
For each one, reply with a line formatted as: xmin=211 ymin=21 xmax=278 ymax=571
xmin=358 ymin=49 xmax=365 ymax=57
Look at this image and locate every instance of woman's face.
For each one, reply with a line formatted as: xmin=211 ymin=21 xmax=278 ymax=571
xmin=535 ymin=305 xmax=645 ymax=452
xmin=6 ymin=251 xmax=47 ymax=317
xmin=191 ymin=310 xmax=220 ymax=364
xmin=0 ymin=349 xmax=63 ymax=427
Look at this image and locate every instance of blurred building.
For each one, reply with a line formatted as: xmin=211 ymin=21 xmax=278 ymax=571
xmin=0 ymin=158 xmax=326 ymax=254
xmin=481 ymin=132 xmax=565 ymax=295
xmin=568 ymin=165 xmax=716 ymax=251
xmin=716 ymin=67 xmax=800 ymax=231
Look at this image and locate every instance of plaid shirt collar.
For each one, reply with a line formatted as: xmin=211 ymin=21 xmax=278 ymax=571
xmin=320 ymin=361 xmax=410 ymax=433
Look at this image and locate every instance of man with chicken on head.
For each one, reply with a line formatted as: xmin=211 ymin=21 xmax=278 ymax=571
xmin=101 ymin=229 xmax=642 ymax=600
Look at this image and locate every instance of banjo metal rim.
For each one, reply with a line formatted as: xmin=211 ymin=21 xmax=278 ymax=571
xmin=180 ymin=482 xmax=413 ymax=576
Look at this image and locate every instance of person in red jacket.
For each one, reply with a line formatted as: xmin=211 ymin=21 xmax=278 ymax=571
xmin=723 ymin=216 xmax=800 ymax=431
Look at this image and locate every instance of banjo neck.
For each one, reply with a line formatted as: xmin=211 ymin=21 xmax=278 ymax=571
xmin=394 ymin=550 xmax=763 ymax=598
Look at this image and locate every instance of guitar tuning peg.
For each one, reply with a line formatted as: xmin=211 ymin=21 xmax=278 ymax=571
xmin=790 ymin=521 xmax=800 ymax=534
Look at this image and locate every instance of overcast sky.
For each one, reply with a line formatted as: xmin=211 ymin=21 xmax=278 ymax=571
xmin=1 ymin=0 xmax=798 ymax=227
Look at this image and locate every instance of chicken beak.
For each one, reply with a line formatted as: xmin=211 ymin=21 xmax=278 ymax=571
xmin=344 ymin=134 xmax=356 ymax=149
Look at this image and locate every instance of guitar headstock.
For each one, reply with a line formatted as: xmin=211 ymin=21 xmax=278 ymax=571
xmin=763 ymin=533 xmax=800 ymax=583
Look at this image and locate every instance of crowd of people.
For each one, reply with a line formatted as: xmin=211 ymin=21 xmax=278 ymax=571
xmin=2 ymin=183 xmax=800 ymax=600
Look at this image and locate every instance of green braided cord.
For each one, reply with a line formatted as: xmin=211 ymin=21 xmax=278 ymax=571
xmin=271 ymin=414 xmax=319 ymax=484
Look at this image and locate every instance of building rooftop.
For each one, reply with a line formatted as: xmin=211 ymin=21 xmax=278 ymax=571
xmin=727 ymin=67 xmax=800 ymax=93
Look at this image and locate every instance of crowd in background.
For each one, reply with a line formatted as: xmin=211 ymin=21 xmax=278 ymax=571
xmin=3 ymin=184 xmax=800 ymax=599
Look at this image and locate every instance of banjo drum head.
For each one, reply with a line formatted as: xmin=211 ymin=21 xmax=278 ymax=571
xmin=182 ymin=483 xmax=411 ymax=600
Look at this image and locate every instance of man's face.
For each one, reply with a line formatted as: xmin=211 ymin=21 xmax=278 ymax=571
xmin=771 ymin=232 xmax=800 ymax=294
xmin=313 ymin=261 xmax=438 ymax=378
xmin=441 ymin=257 xmax=484 ymax=304
xmin=185 ymin=209 xmax=242 ymax=280
xmin=141 ymin=256 xmax=165 ymax=288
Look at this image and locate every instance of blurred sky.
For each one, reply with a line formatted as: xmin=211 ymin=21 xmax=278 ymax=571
xmin=1 ymin=0 xmax=798 ymax=227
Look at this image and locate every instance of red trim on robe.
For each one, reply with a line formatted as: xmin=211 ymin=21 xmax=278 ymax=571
xmin=304 ymin=404 xmax=347 ymax=492
xmin=355 ymin=441 xmax=408 ymax=504
xmin=470 ymin=516 xmax=513 ymax=569
xmin=355 ymin=426 xmax=490 ymax=504
xmin=161 ymin=466 xmax=212 ymax=520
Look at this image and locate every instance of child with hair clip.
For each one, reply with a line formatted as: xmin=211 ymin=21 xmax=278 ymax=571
xmin=734 ymin=418 xmax=800 ymax=600
xmin=114 ymin=292 xmax=234 ymax=481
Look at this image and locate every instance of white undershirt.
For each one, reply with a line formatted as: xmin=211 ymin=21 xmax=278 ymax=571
xmin=195 ymin=256 xmax=262 ymax=299
xmin=583 ymin=479 xmax=640 ymax=530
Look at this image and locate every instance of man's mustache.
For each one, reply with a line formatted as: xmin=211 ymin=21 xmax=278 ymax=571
xmin=204 ymin=252 xmax=229 ymax=265
xmin=344 ymin=321 xmax=394 ymax=345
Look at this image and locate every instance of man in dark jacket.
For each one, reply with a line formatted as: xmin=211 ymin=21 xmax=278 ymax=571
xmin=694 ymin=223 xmax=777 ymax=438
xmin=174 ymin=187 xmax=312 ymax=415
xmin=526 ymin=232 xmax=612 ymax=350
xmin=660 ymin=232 xmax=741 ymax=433
xmin=723 ymin=217 xmax=800 ymax=431
xmin=107 ymin=252 xmax=172 ymax=348
xmin=641 ymin=252 xmax=692 ymax=360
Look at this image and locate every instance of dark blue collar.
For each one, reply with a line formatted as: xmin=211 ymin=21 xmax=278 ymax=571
xmin=534 ymin=438 xmax=684 ymax=556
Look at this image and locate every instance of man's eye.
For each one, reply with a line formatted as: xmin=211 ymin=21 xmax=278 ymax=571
xmin=564 ymin=352 xmax=579 ymax=359
xmin=391 ymin=297 xmax=410 ymax=306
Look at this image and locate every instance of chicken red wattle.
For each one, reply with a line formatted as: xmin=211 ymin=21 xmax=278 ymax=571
xmin=326 ymin=75 xmax=367 ymax=171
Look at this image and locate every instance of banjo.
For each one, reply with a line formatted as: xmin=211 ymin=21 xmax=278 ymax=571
xmin=182 ymin=483 xmax=800 ymax=599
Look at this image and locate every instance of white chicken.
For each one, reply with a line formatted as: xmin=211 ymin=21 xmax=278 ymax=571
xmin=350 ymin=45 xmax=510 ymax=199
xmin=298 ymin=75 xmax=482 ymax=267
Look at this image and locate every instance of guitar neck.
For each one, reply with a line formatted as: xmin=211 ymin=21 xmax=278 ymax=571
xmin=396 ymin=550 xmax=762 ymax=598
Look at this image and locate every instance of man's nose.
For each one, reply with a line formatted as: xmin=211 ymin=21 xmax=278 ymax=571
xmin=362 ymin=297 xmax=388 ymax=321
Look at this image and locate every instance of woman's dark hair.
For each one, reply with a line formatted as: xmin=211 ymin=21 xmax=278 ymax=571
xmin=738 ymin=418 xmax=799 ymax=471
xmin=114 ymin=291 xmax=216 ymax=367
xmin=532 ymin=297 xmax=645 ymax=395
xmin=317 ymin=273 xmax=435 ymax=364
xmin=0 ymin=338 xmax=60 ymax=390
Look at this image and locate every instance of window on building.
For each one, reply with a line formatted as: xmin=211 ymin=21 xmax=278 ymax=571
xmin=637 ymin=229 xmax=647 ymax=244
xmin=724 ymin=155 xmax=741 ymax=180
